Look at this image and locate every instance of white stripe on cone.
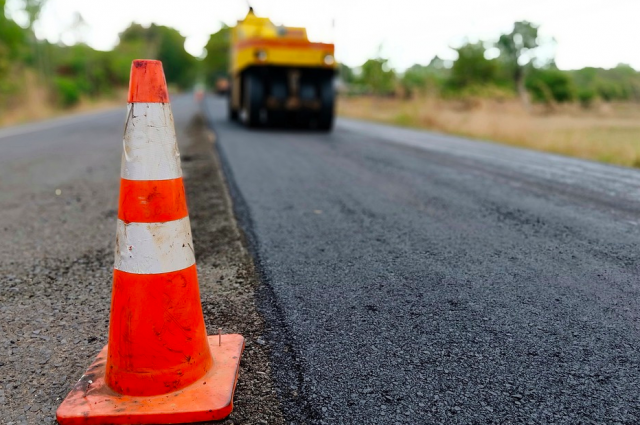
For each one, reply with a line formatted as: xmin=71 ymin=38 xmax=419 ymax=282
xmin=121 ymin=103 xmax=182 ymax=181
xmin=114 ymin=217 xmax=196 ymax=275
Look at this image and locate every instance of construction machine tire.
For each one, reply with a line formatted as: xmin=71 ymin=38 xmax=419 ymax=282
xmin=317 ymin=76 xmax=335 ymax=131
xmin=243 ymin=71 xmax=264 ymax=127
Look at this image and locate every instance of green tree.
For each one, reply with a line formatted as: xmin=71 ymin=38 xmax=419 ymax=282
xmin=526 ymin=67 xmax=575 ymax=104
xmin=401 ymin=64 xmax=430 ymax=97
xmin=400 ymin=57 xmax=450 ymax=98
xmin=50 ymin=43 xmax=115 ymax=99
xmin=22 ymin=0 xmax=46 ymax=29
xmin=571 ymin=64 xmax=640 ymax=103
xmin=21 ymin=0 xmax=49 ymax=77
xmin=202 ymin=25 xmax=231 ymax=88
xmin=0 ymin=0 xmax=29 ymax=100
xmin=115 ymin=23 xmax=197 ymax=89
xmin=0 ymin=0 xmax=27 ymax=57
xmin=496 ymin=21 xmax=539 ymax=106
xmin=359 ymin=57 xmax=395 ymax=95
xmin=339 ymin=63 xmax=356 ymax=84
xmin=448 ymin=42 xmax=497 ymax=90
xmin=156 ymin=26 xmax=196 ymax=89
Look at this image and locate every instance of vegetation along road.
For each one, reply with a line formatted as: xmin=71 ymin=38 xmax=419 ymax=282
xmin=2 ymin=94 xmax=640 ymax=424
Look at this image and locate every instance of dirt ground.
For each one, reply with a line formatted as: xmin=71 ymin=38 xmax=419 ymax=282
xmin=0 ymin=113 xmax=284 ymax=424
xmin=339 ymin=96 xmax=640 ymax=167
xmin=183 ymin=115 xmax=284 ymax=424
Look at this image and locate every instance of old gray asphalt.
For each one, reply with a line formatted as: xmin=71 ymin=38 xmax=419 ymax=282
xmin=206 ymin=96 xmax=640 ymax=424
xmin=0 ymin=97 xmax=200 ymax=424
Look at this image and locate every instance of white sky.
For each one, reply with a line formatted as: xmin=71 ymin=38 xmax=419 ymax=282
xmin=6 ymin=0 xmax=639 ymax=71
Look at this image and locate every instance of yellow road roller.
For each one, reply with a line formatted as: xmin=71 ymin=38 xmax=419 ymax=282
xmin=228 ymin=8 xmax=337 ymax=130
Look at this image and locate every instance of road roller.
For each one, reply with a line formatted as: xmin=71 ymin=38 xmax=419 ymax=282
xmin=228 ymin=8 xmax=337 ymax=130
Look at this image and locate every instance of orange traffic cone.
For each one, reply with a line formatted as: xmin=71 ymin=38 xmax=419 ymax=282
xmin=56 ymin=60 xmax=244 ymax=425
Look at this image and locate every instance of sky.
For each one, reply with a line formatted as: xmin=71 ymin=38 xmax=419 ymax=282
xmin=6 ymin=0 xmax=639 ymax=71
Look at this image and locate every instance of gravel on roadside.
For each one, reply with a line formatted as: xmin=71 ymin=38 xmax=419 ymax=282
xmin=183 ymin=114 xmax=284 ymax=424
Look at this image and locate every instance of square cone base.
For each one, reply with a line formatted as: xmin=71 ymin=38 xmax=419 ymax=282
xmin=56 ymin=334 xmax=244 ymax=425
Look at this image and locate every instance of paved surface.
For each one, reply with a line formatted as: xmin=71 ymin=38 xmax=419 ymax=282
xmin=206 ymin=96 xmax=640 ymax=424
xmin=0 ymin=96 xmax=283 ymax=424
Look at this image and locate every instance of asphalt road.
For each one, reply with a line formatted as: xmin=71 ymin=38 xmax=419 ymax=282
xmin=206 ymin=96 xmax=640 ymax=424
xmin=3 ymin=94 xmax=640 ymax=424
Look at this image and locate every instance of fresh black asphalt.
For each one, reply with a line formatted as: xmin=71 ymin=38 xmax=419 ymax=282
xmin=206 ymin=96 xmax=640 ymax=424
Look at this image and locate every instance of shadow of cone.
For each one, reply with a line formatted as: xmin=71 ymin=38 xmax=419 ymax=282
xmin=56 ymin=60 xmax=244 ymax=425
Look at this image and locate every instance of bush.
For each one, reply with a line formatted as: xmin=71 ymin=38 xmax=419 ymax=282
xmin=577 ymin=88 xmax=597 ymax=107
xmin=448 ymin=43 xmax=499 ymax=90
xmin=597 ymin=81 xmax=627 ymax=101
xmin=53 ymin=77 xmax=81 ymax=107
xmin=446 ymin=84 xmax=515 ymax=100
xmin=526 ymin=68 xmax=576 ymax=103
xmin=358 ymin=58 xmax=396 ymax=95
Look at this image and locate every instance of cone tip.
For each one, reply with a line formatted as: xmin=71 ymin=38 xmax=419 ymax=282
xmin=128 ymin=59 xmax=169 ymax=103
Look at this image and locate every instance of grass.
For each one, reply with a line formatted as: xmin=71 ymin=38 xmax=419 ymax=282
xmin=0 ymin=95 xmax=125 ymax=128
xmin=337 ymin=96 xmax=640 ymax=168
xmin=0 ymin=72 xmax=126 ymax=128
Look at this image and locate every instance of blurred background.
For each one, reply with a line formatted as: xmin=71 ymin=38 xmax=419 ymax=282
xmin=1 ymin=0 xmax=639 ymax=165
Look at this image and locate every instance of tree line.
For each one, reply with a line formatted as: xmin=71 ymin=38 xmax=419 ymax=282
xmin=1 ymin=0 xmax=203 ymax=108
xmin=342 ymin=22 xmax=640 ymax=107
xmin=1 ymin=1 xmax=638 ymax=111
